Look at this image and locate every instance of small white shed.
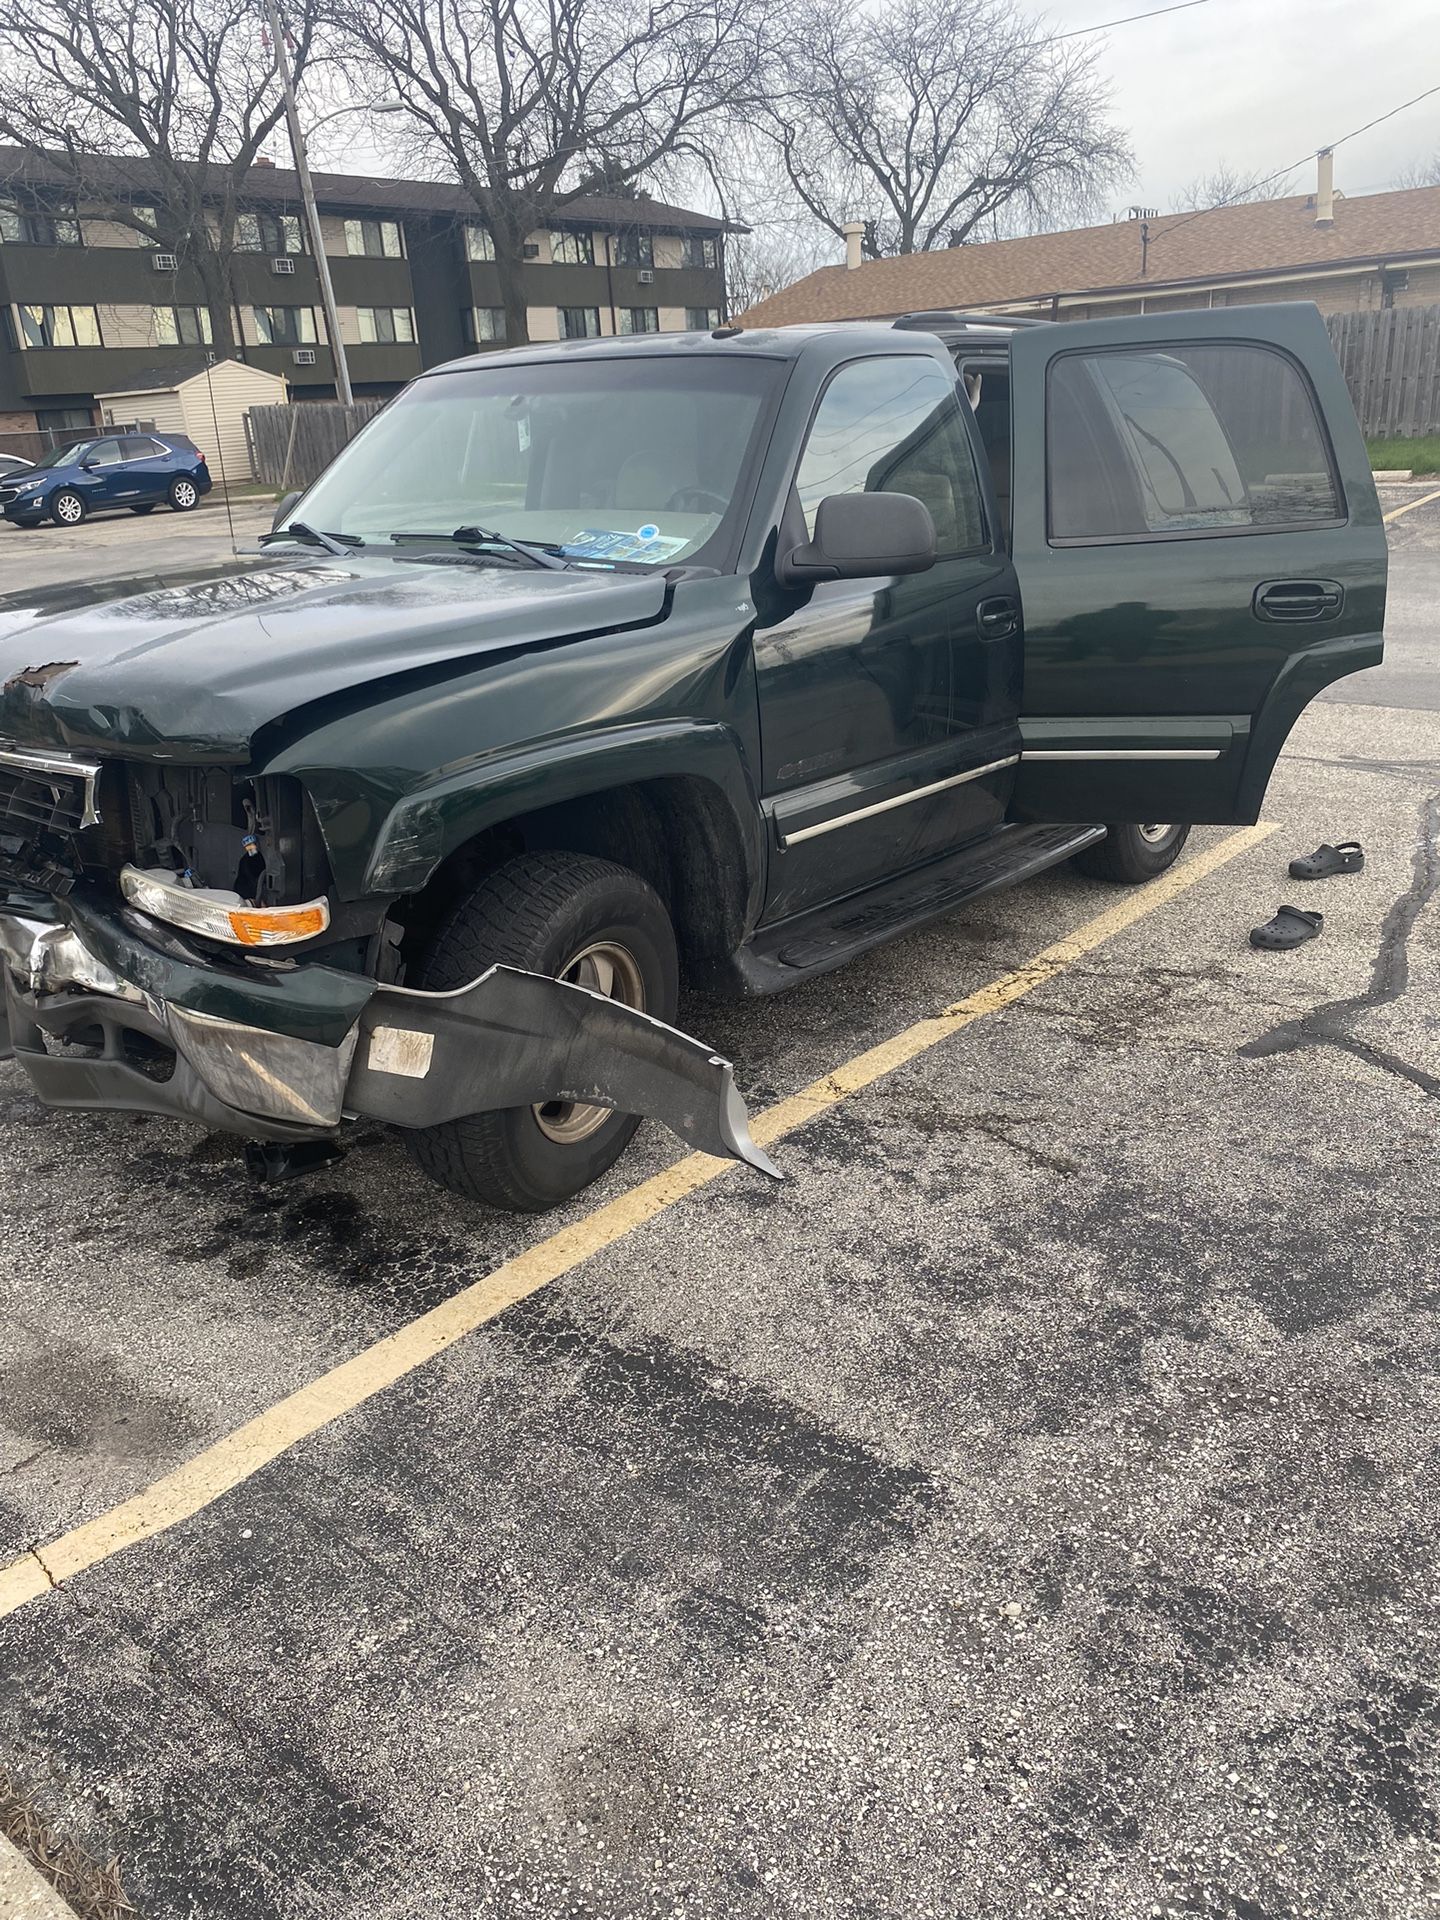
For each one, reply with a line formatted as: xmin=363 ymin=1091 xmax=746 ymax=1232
xmin=94 ymin=358 xmax=288 ymax=484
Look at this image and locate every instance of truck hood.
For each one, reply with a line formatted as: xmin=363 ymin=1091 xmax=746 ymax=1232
xmin=0 ymin=552 xmax=669 ymax=760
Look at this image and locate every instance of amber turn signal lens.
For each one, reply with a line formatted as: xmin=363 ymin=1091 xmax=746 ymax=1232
xmin=226 ymin=904 xmax=330 ymax=946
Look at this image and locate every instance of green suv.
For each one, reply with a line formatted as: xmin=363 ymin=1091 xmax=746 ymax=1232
xmin=0 ymin=305 xmax=1386 ymax=1210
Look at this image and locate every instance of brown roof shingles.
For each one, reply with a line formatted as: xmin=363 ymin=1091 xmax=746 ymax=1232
xmin=737 ymin=185 xmax=1440 ymax=325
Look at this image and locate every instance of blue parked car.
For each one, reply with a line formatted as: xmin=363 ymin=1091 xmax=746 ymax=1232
xmin=0 ymin=432 xmax=212 ymax=528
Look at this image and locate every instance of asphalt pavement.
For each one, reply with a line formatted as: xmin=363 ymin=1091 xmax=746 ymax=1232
xmin=0 ymin=494 xmax=1437 ymax=1919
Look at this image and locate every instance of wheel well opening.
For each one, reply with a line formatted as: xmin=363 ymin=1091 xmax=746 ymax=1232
xmin=393 ymin=776 xmax=752 ymax=979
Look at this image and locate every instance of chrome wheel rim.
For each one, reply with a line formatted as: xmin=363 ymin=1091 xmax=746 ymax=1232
xmin=533 ymin=939 xmax=646 ymax=1145
xmin=55 ymin=495 xmax=81 ymax=524
xmin=174 ymin=481 xmax=196 ymax=507
xmin=1137 ymin=823 xmax=1175 ymax=845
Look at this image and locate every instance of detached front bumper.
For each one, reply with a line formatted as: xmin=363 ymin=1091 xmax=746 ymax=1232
xmin=0 ymin=893 xmax=777 ymax=1176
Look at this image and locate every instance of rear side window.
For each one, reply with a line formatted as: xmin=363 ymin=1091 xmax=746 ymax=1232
xmin=795 ymin=356 xmax=987 ymax=555
xmin=1047 ymin=343 xmax=1341 ymax=542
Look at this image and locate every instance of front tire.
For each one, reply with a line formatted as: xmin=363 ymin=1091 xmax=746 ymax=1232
xmin=169 ymin=476 xmax=199 ymax=511
xmin=50 ymin=489 xmax=86 ymax=527
xmin=406 ymin=851 xmax=679 ymax=1212
xmin=1076 ymin=823 xmax=1190 ymax=884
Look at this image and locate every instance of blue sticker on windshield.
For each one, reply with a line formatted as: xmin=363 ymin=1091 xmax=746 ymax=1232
xmin=561 ymin=527 xmax=689 ymax=563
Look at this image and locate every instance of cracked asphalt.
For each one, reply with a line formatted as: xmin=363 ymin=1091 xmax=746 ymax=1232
xmin=0 ymin=494 xmax=1437 ymax=1919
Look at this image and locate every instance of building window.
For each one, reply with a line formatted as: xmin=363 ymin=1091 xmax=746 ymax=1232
xmin=463 ymin=307 xmax=506 ymax=344
xmin=682 ymin=234 xmax=719 ymax=271
xmin=155 ymin=305 xmax=214 ymax=347
xmin=465 ymin=225 xmax=496 ymax=262
xmin=35 ymin=406 xmax=96 ymax=431
xmin=1381 ymin=268 xmax=1409 ymax=310
xmin=614 ymin=231 xmax=654 ymax=269
xmin=131 ymin=204 xmax=159 ymax=232
xmin=16 ymin=304 xmax=102 ymax=348
xmin=1046 ymin=343 xmax=1341 ymax=541
xmin=356 ymin=306 xmax=415 ymax=343
xmin=618 ymin=307 xmax=659 ymax=334
xmin=345 ymin=217 xmax=404 ymax=259
xmin=253 ymin=305 xmax=317 ymax=346
xmin=0 ymin=199 xmax=82 ymax=247
xmin=237 ymin=211 xmax=304 ymax=254
xmin=685 ymin=307 xmax=722 ymax=330
xmin=558 ymin=306 xmax=601 ymax=339
xmin=550 ymin=230 xmax=595 ymax=266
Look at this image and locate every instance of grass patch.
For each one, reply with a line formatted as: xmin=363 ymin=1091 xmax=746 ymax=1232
xmin=0 ymin=1764 xmax=141 ymax=1919
xmin=1366 ymin=434 xmax=1440 ymax=475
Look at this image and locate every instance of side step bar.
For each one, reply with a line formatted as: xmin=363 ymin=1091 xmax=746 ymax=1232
xmin=724 ymin=824 xmax=1105 ymax=994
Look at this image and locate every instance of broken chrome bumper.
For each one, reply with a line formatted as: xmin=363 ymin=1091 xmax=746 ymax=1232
xmin=0 ymin=899 xmax=778 ymax=1177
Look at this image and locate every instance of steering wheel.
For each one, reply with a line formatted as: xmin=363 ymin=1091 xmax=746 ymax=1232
xmin=664 ymin=487 xmax=728 ymax=515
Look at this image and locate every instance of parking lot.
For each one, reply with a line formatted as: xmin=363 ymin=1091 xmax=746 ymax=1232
xmin=1 ymin=490 xmax=1438 ymax=1918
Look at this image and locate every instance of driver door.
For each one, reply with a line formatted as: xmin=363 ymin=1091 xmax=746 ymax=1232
xmin=1006 ymin=304 xmax=1387 ymax=825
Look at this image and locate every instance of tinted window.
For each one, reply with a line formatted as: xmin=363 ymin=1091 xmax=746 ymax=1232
xmin=794 ymin=356 xmax=986 ymax=555
xmin=1048 ymin=343 xmax=1341 ymax=541
xmin=86 ymin=439 xmax=122 ymax=466
xmin=120 ymin=436 xmax=161 ymax=460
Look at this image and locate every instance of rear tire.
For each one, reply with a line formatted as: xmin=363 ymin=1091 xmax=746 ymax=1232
xmin=130 ymin=503 xmax=157 ymax=515
xmin=406 ymin=851 xmax=679 ymax=1212
xmin=1076 ymin=823 xmax=1190 ymax=884
xmin=50 ymin=489 xmax=86 ymax=527
xmin=169 ymin=476 xmax=199 ymax=511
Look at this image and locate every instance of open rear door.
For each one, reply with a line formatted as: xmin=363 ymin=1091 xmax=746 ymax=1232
xmin=1006 ymin=303 xmax=1386 ymax=825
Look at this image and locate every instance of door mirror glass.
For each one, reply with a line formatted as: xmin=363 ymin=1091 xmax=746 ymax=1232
xmin=777 ymin=489 xmax=936 ymax=585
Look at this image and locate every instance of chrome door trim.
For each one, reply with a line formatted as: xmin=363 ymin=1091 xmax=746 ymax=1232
xmin=780 ymin=755 xmax=1020 ymax=848
xmin=1021 ymin=748 xmax=1222 ymax=762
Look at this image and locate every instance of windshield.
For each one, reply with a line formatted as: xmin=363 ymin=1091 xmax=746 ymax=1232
xmin=30 ymin=441 xmax=94 ymax=470
xmin=286 ymin=355 xmax=780 ymax=568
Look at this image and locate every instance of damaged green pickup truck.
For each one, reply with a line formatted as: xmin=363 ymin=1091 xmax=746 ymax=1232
xmin=0 ymin=305 xmax=1385 ymax=1210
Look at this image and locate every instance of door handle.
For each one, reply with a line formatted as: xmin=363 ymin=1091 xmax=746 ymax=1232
xmin=977 ymin=596 xmax=1019 ymax=639
xmin=1253 ymin=580 xmax=1344 ymax=623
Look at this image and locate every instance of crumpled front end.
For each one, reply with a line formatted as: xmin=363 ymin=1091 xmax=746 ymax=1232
xmin=0 ymin=894 xmax=778 ymax=1177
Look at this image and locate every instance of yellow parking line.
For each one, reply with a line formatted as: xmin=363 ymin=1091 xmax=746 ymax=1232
xmin=0 ymin=823 xmax=1276 ymax=1618
xmin=1383 ymin=486 xmax=1440 ymax=524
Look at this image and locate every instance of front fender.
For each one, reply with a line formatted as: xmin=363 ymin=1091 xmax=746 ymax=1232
xmin=362 ymin=719 xmax=766 ymax=900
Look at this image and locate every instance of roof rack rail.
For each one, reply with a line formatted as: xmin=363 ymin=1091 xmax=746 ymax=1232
xmin=891 ymin=310 xmax=1050 ymax=331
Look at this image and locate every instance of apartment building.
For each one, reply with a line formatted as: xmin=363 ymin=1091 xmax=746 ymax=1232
xmin=0 ymin=148 xmax=734 ymax=436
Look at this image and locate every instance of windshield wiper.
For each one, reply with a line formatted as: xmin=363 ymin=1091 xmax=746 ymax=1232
xmin=389 ymin=527 xmax=571 ymax=571
xmin=260 ymin=522 xmax=361 ymax=557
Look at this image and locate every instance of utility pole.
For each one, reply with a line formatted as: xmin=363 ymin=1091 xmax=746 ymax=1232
xmin=262 ymin=0 xmax=353 ymax=406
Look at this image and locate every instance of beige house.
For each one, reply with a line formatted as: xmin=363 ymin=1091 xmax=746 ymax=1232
xmin=739 ymin=162 xmax=1440 ymax=329
xmin=92 ymin=358 xmax=286 ymax=482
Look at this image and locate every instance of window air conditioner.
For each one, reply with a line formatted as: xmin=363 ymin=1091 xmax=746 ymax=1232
xmin=151 ymin=251 xmax=179 ymax=272
xmin=292 ymin=348 xmax=317 ymax=365
xmin=637 ymin=269 xmax=655 ymax=284
xmin=271 ymin=256 xmax=296 ymax=275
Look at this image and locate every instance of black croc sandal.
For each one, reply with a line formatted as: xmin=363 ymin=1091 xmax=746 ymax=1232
xmin=1289 ymin=841 xmax=1364 ymax=880
xmin=1250 ymin=905 xmax=1323 ymax=950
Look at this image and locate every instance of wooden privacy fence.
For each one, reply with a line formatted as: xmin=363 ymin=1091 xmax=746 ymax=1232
xmin=1326 ymin=305 xmax=1440 ymax=438
xmin=244 ymin=400 xmax=387 ymax=490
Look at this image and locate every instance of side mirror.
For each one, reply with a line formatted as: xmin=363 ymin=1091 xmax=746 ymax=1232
xmin=776 ymin=491 xmax=936 ymax=588
xmin=80 ymin=459 xmax=97 ymax=471
xmin=273 ymin=490 xmax=302 ymax=531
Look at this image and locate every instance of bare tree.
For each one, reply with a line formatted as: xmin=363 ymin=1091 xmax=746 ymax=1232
xmin=1170 ymin=162 xmax=1295 ymax=212
xmin=0 ymin=0 xmax=316 ymax=361
xmin=763 ymin=0 xmax=1130 ymax=259
xmin=324 ymin=0 xmax=769 ymax=346
xmin=726 ymin=222 xmax=833 ymax=314
xmin=1391 ymin=153 xmax=1440 ymax=190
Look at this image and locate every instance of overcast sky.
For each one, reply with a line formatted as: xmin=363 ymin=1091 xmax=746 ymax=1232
xmin=305 ymin=0 xmax=1439 ymax=230
xmin=1051 ymin=0 xmax=1439 ymax=211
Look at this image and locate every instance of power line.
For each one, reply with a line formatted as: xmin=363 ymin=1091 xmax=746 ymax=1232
xmin=1053 ymin=0 xmax=1209 ymax=40
xmin=1148 ymin=79 xmax=1440 ymax=252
